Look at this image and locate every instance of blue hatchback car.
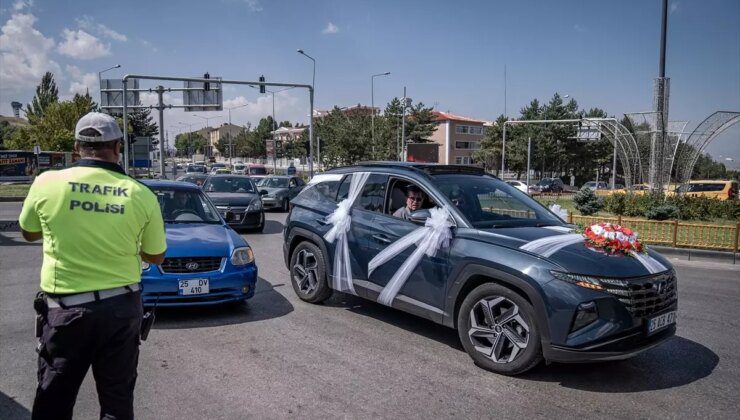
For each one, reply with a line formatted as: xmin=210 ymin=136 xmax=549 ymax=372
xmin=140 ymin=180 xmax=258 ymax=307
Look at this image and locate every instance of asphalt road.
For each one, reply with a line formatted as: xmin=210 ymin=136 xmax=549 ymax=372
xmin=1 ymin=210 xmax=739 ymax=419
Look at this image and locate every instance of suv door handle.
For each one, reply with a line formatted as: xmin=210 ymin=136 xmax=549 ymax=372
xmin=372 ymin=234 xmax=393 ymax=244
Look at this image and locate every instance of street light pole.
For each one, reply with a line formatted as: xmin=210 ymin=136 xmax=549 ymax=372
xmin=298 ymin=49 xmax=316 ymax=177
xmin=225 ymin=104 xmax=248 ymax=166
xmin=98 ymin=64 xmax=120 ymax=105
xmin=371 ymin=72 xmax=391 ymax=158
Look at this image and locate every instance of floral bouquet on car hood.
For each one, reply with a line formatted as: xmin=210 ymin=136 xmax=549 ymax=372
xmin=584 ymin=223 xmax=645 ymax=254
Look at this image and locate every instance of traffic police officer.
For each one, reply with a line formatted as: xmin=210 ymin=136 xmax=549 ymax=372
xmin=19 ymin=112 xmax=167 ymax=420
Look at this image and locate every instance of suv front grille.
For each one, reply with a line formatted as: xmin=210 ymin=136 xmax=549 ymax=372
xmin=601 ymin=271 xmax=677 ymax=318
xmin=160 ymin=257 xmax=223 ymax=273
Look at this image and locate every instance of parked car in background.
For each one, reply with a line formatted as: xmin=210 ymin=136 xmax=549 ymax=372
xmin=245 ymin=164 xmax=268 ymax=177
xmin=210 ymin=163 xmax=228 ymax=174
xmin=583 ymin=181 xmax=608 ymax=191
xmin=233 ymin=163 xmax=246 ymax=175
xmin=140 ymin=180 xmax=257 ymax=307
xmin=530 ymin=177 xmax=564 ymax=193
xmin=283 ymin=162 xmax=677 ymax=375
xmin=186 ymin=164 xmax=207 ymax=174
xmin=202 ymin=175 xmax=265 ymax=232
xmin=176 ymin=174 xmax=209 ymax=187
xmin=675 ymin=180 xmax=738 ymax=200
xmin=213 ymin=168 xmax=231 ymax=175
xmin=256 ymin=175 xmax=306 ymax=212
xmin=506 ymin=180 xmax=529 ymax=194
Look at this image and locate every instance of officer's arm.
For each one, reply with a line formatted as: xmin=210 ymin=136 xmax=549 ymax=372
xmin=21 ymin=228 xmax=43 ymax=242
xmin=141 ymin=251 xmax=165 ymax=265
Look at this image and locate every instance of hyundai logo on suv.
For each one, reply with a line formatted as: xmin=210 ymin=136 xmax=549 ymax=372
xmin=185 ymin=262 xmax=200 ymax=271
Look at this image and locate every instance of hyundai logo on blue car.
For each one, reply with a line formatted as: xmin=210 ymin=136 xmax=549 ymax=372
xmin=140 ymin=180 xmax=258 ymax=307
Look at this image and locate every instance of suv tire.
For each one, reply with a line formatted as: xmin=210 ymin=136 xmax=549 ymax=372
xmin=290 ymin=241 xmax=332 ymax=303
xmin=457 ymin=283 xmax=543 ymax=375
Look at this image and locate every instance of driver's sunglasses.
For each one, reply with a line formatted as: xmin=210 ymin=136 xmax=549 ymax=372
xmin=407 ymin=195 xmax=423 ymax=202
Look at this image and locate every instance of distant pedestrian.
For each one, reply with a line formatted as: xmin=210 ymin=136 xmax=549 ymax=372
xmin=19 ymin=112 xmax=167 ymax=420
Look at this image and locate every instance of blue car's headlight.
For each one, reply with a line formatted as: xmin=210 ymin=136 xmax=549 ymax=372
xmin=231 ymin=246 xmax=255 ymax=266
xmin=141 ymin=261 xmax=150 ymax=271
xmin=247 ymin=200 xmax=262 ymax=212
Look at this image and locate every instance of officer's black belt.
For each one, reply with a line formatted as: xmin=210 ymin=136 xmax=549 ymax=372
xmin=46 ymin=284 xmax=140 ymax=308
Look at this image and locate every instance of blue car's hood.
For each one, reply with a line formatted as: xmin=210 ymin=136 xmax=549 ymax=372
xmin=476 ymin=226 xmax=672 ymax=278
xmin=164 ymin=223 xmax=245 ymax=258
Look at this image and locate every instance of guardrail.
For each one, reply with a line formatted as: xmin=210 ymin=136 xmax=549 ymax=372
xmin=568 ymin=213 xmax=740 ymax=252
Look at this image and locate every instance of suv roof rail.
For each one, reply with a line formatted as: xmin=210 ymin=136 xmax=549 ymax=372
xmin=352 ymin=161 xmax=487 ymax=176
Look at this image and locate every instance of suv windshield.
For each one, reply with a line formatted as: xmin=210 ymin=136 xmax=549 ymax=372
xmin=432 ymin=174 xmax=563 ymax=228
xmin=151 ymin=187 xmax=221 ymax=224
xmin=257 ymin=177 xmax=289 ymax=188
xmin=249 ymin=166 xmax=267 ymax=175
xmin=203 ymin=176 xmax=255 ymax=193
xmin=537 ymin=179 xmax=553 ymax=186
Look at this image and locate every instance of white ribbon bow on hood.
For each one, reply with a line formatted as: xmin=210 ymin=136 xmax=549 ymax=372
xmin=368 ymin=206 xmax=454 ymax=306
xmin=323 ymin=172 xmax=371 ymax=295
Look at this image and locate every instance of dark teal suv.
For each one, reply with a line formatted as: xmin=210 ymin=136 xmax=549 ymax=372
xmin=282 ymin=163 xmax=677 ymax=375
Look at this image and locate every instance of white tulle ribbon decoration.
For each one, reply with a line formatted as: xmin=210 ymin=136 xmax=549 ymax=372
xmin=548 ymin=203 xmax=569 ymax=222
xmin=368 ymin=206 xmax=454 ymax=306
xmin=323 ymin=172 xmax=371 ymax=295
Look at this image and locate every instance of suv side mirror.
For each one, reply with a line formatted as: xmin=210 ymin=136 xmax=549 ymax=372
xmin=259 ymin=189 xmax=269 ymax=196
xmin=408 ymin=209 xmax=431 ymax=224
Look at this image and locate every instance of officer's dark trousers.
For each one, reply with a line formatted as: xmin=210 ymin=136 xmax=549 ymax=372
xmin=32 ymin=291 xmax=143 ymax=420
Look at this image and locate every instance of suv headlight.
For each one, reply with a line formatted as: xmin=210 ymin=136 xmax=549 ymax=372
xmin=247 ymin=200 xmax=262 ymax=212
xmin=550 ymin=271 xmax=614 ymax=291
xmin=231 ymin=246 xmax=255 ymax=266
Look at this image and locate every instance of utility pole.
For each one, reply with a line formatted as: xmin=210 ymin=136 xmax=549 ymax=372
xmin=401 ymin=87 xmax=407 ymax=162
xmin=526 ymin=137 xmax=532 ymax=194
xmin=155 ymin=85 xmax=166 ymax=178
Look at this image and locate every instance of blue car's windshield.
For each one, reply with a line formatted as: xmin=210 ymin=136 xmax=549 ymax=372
xmin=151 ymin=187 xmax=222 ymax=224
xmin=203 ymin=177 xmax=256 ymax=193
xmin=257 ymin=177 xmax=289 ymax=188
xmin=432 ymin=174 xmax=563 ymax=228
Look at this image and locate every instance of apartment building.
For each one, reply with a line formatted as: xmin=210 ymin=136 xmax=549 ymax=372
xmin=267 ymin=126 xmax=306 ymax=156
xmin=429 ymin=111 xmax=487 ymax=165
xmin=209 ymin=123 xmax=246 ymax=157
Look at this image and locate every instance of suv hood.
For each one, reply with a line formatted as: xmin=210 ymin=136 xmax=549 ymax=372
xmin=206 ymin=192 xmax=259 ymax=206
xmin=164 ymin=223 xmax=246 ymax=258
xmin=476 ymin=226 xmax=671 ymax=278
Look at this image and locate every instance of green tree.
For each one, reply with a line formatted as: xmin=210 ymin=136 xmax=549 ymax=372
xmin=25 ymin=72 xmax=59 ymax=120
xmin=175 ymin=132 xmax=206 ymax=156
xmin=10 ymin=95 xmax=96 ymax=151
xmin=473 ymin=114 xmax=507 ymax=174
xmin=0 ymin=121 xmax=18 ymax=150
xmin=129 ymin=107 xmax=158 ymax=139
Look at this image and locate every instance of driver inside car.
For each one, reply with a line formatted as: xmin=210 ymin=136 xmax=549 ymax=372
xmin=393 ymin=185 xmax=426 ymax=220
xmin=168 ymin=191 xmax=191 ymax=219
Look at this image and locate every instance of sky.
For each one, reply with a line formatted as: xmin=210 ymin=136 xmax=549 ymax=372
xmin=0 ymin=0 xmax=738 ymax=167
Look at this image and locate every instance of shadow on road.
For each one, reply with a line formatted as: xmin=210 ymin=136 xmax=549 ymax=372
xmin=0 ymin=233 xmax=41 ymax=247
xmin=261 ymin=219 xmax=284 ymax=235
xmin=0 ymin=391 xmax=30 ymax=420
xmin=152 ymin=277 xmax=293 ymax=330
xmin=321 ymin=292 xmax=464 ymax=351
xmin=520 ymin=336 xmax=718 ymax=392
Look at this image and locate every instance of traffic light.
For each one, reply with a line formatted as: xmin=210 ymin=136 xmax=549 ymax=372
xmin=259 ymin=75 xmax=265 ymax=94
xmin=204 ymin=72 xmax=210 ymax=91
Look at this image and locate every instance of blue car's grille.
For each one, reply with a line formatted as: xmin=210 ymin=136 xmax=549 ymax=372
xmin=160 ymin=257 xmax=223 ymax=273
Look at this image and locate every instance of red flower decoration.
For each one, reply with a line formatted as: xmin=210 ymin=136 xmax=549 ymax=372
xmin=583 ymin=223 xmax=644 ymax=255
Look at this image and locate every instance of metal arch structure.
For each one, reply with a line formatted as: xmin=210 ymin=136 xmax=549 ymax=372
xmin=623 ymin=112 xmax=688 ymax=187
xmin=674 ymin=111 xmax=740 ymax=185
xmin=579 ymin=119 xmax=642 ymax=188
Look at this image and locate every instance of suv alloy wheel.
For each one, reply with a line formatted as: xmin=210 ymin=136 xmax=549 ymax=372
xmin=457 ymin=283 xmax=543 ymax=375
xmin=290 ymin=241 xmax=332 ymax=303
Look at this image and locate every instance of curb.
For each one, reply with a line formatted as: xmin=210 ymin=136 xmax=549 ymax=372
xmin=0 ymin=197 xmax=25 ymax=202
xmin=650 ymin=245 xmax=736 ymax=265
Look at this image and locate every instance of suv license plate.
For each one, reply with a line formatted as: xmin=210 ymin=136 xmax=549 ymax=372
xmin=647 ymin=310 xmax=676 ymax=335
xmin=178 ymin=278 xmax=209 ymax=295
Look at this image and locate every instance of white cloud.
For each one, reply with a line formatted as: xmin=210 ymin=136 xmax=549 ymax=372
xmin=670 ymin=2 xmax=679 ymax=14
xmin=322 ymin=22 xmax=339 ymax=34
xmin=65 ymin=64 xmax=97 ymax=96
xmin=76 ymin=15 xmax=126 ymax=42
xmin=0 ymin=13 xmax=60 ymax=90
xmin=57 ymin=28 xmax=110 ymax=59
xmin=243 ymin=0 xmax=262 ymax=12
xmin=12 ymin=0 xmax=33 ymax=11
